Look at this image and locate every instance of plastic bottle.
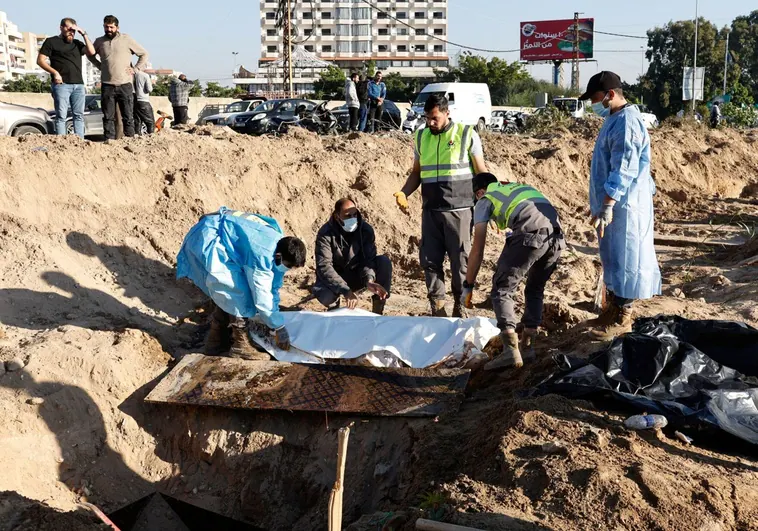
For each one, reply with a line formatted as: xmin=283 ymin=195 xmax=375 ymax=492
xmin=623 ymin=414 xmax=668 ymax=430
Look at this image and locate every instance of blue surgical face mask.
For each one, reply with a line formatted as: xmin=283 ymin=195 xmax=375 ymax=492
xmin=342 ymin=217 xmax=359 ymax=233
xmin=591 ymin=93 xmax=611 ymax=118
xmin=274 ymin=262 xmax=290 ymax=273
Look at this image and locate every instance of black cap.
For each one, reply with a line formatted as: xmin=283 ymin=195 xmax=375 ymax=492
xmin=579 ymin=71 xmax=622 ymax=101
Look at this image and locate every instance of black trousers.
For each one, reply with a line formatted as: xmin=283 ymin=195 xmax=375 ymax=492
xmin=367 ymin=103 xmax=383 ymax=133
xmin=348 ymin=106 xmax=360 ymax=131
xmin=133 ymin=100 xmax=156 ymax=134
xmin=312 ymin=255 xmax=393 ymax=307
xmin=101 ymin=83 xmax=135 ymax=139
xmin=173 ymin=106 xmax=189 ymax=125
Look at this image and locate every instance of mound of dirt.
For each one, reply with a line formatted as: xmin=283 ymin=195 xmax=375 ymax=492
xmin=1 ymin=125 xmax=757 ymax=530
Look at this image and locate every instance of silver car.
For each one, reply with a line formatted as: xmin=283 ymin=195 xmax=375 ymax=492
xmin=51 ymin=95 xmax=147 ymax=137
xmin=0 ymin=101 xmax=54 ymax=136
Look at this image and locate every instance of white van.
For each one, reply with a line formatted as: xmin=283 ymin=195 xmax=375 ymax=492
xmin=409 ymin=83 xmax=492 ymax=132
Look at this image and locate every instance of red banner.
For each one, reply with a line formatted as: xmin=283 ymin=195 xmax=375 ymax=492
xmin=520 ymin=18 xmax=595 ymax=62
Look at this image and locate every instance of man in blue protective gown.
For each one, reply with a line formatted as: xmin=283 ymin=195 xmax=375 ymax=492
xmin=177 ymin=207 xmax=307 ymax=359
xmin=580 ymin=72 xmax=661 ymax=340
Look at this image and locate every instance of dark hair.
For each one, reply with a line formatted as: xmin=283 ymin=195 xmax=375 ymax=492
xmin=103 ymin=15 xmax=119 ymax=26
xmin=614 ymin=87 xmax=624 ymax=97
xmin=350 ymin=72 xmax=359 ymax=80
xmin=472 ymin=173 xmax=499 ymax=193
xmin=60 ymin=18 xmax=77 ymax=27
xmin=424 ymin=93 xmax=449 ymax=113
xmin=333 ymin=198 xmax=355 ymax=214
xmin=276 ymin=237 xmax=307 ymax=268
xmin=375 ymin=71 xmax=383 ymax=76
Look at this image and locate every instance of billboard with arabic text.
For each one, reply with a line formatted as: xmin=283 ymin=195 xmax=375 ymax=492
xmin=520 ymin=18 xmax=595 ymax=62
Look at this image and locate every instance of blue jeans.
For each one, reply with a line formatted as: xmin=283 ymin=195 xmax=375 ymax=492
xmin=52 ymin=83 xmax=85 ymax=137
xmin=358 ymin=103 xmax=368 ymax=132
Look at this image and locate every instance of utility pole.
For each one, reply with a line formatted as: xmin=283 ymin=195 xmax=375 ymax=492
xmin=571 ymin=12 xmax=581 ymax=92
xmin=232 ymin=51 xmax=239 ymax=77
xmin=277 ymin=0 xmax=294 ymax=97
xmin=692 ymin=0 xmax=699 ymax=112
xmin=723 ymin=29 xmax=730 ymax=96
xmin=286 ymin=0 xmax=293 ymax=96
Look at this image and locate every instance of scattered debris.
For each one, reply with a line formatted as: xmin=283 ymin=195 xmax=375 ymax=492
xmin=5 ymin=357 xmax=26 ymax=372
xmin=675 ymin=431 xmax=694 ymax=445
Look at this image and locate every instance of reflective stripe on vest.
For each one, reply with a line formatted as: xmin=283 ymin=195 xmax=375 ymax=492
xmin=484 ymin=183 xmax=550 ymax=230
xmin=417 ymin=123 xmax=474 ymax=182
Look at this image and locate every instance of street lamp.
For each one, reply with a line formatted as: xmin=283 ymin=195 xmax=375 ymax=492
xmin=232 ymin=51 xmax=239 ymax=76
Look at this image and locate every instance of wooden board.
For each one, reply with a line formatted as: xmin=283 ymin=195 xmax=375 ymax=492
xmin=145 ymin=354 xmax=470 ymax=417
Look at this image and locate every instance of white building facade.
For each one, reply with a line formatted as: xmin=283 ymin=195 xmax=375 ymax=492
xmin=244 ymin=0 xmax=449 ymax=95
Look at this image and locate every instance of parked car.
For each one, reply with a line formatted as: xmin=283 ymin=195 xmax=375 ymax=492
xmin=635 ymin=104 xmax=660 ymax=129
xmin=0 ymin=101 xmax=53 ymax=136
xmin=201 ymin=100 xmax=264 ymax=126
xmin=232 ymin=99 xmax=317 ymax=135
xmin=333 ymin=100 xmax=402 ymax=132
xmin=490 ymin=110 xmax=507 ymax=131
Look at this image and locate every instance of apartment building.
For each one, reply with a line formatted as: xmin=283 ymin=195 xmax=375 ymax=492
xmin=0 ymin=11 xmax=31 ymax=81
xmin=244 ymin=0 xmax=449 ymax=95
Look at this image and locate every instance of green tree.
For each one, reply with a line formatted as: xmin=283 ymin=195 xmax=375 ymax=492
xmin=729 ymin=11 xmax=758 ymax=101
xmin=730 ymin=81 xmax=755 ymax=106
xmin=152 ymin=76 xmax=171 ymax=97
xmin=383 ymin=72 xmax=415 ymax=102
xmin=366 ymin=59 xmax=376 ymax=78
xmin=314 ymin=65 xmax=346 ymax=99
xmin=432 ymin=52 xmax=530 ymax=105
xmin=189 ymin=80 xmax=202 ymax=97
xmin=203 ymin=82 xmax=238 ymax=98
xmin=1 ymin=74 xmax=51 ymax=93
xmin=644 ymin=18 xmax=725 ymax=119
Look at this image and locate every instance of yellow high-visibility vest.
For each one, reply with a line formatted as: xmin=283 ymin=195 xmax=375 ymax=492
xmin=415 ymin=122 xmax=475 ymax=210
xmin=483 ymin=182 xmax=551 ymax=230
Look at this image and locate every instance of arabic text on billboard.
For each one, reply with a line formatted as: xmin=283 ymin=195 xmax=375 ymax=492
xmin=520 ymin=18 xmax=595 ymax=62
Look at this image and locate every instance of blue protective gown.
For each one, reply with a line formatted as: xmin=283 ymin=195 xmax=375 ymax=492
xmin=590 ymin=105 xmax=662 ymax=300
xmin=176 ymin=207 xmax=286 ymax=329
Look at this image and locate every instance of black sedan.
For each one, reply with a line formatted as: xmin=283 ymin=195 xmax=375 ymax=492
xmin=232 ymin=99 xmax=317 ymax=135
xmin=332 ymin=100 xmax=402 ymax=132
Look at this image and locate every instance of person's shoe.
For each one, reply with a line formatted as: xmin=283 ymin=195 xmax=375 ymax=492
xmin=372 ymin=297 xmax=386 ymax=315
xmin=229 ymin=323 xmax=271 ymax=361
xmin=589 ymin=307 xmax=633 ymax=341
xmin=431 ymin=299 xmax=448 ymax=318
xmin=205 ymin=306 xmax=231 ymax=356
xmin=452 ymin=300 xmax=468 ymax=319
xmin=484 ymin=331 xmax=524 ymax=371
xmin=520 ymin=328 xmax=538 ymax=362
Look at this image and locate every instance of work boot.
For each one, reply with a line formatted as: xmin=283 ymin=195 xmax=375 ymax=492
xmin=372 ymin=297 xmax=386 ymax=315
xmin=520 ymin=328 xmax=538 ymax=362
xmin=452 ymin=300 xmax=468 ymax=319
xmin=431 ymin=299 xmax=448 ymax=317
xmin=589 ymin=307 xmax=633 ymax=341
xmin=584 ymin=292 xmax=619 ymax=328
xmin=484 ymin=331 xmax=524 ymax=371
xmin=205 ymin=305 xmax=231 ymax=356
xmin=229 ymin=319 xmax=270 ymax=361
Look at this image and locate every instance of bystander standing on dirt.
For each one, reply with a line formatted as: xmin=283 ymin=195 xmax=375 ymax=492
xmin=344 ymin=72 xmax=360 ymax=131
xmin=169 ymin=74 xmax=194 ymax=125
xmin=356 ymin=74 xmax=370 ymax=132
xmin=581 ymin=71 xmax=661 ymax=340
xmin=133 ymin=68 xmax=155 ymax=135
xmin=37 ymin=18 xmax=96 ymax=138
xmin=91 ymin=15 xmax=149 ymax=139
xmin=394 ymin=93 xmax=487 ymax=318
xmin=367 ymin=71 xmax=387 ymax=133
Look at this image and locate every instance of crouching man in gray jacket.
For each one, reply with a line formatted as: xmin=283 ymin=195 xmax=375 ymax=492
xmin=313 ymin=198 xmax=391 ymax=314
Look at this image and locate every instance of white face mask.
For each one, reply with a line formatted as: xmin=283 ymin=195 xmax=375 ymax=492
xmin=342 ymin=217 xmax=359 ymax=233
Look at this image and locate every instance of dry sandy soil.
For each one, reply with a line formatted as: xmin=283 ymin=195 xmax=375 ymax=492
xmin=0 ymin=122 xmax=757 ymax=531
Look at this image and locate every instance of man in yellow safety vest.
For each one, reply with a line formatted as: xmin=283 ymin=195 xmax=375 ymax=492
xmin=394 ymin=93 xmax=488 ymax=317
xmin=462 ymin=173 xmax=565 ymax=370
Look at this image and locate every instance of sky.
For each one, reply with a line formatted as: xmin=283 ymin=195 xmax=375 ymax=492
xmin=5 ymin=0 xmax=754 ymax=89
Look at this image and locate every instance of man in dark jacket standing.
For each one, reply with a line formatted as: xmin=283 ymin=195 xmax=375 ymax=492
xmin=313 ymin=198 xmax=391 ymax=314
xmin=356 ymin=75 xmax=370 ymax=132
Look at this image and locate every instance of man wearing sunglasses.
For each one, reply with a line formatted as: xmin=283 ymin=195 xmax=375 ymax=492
xmin=177 ymin=207 xmax=307 ymax=359
xmin=313 ymin=198 xmax=391 ymax=314
xmin=38 ymin=18 xmax=96 ymax=138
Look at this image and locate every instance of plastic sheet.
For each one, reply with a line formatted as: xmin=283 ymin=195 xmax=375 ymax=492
xmin=249 ymin=309 xmax=501 ymax=369
xmin=532 ymin=316 xmax=758 ymax=444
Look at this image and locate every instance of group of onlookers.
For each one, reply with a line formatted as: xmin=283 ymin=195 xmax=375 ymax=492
xmin=39 ymin=15 xmax=193 ymax=139
xmin=344 ymin=71 xmax=387 ymax=133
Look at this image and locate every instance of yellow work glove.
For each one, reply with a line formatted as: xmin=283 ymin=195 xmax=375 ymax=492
xmin=394 ymin=191 xmax=409 ymax=210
